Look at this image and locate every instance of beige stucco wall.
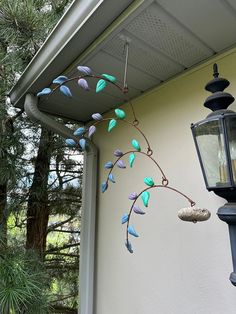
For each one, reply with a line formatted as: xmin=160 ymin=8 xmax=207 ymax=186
xmin=93 ymin=49 xmax=236 ymax=314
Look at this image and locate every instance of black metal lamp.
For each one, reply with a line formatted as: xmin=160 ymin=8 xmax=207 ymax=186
xmin=191 ymin=63 xmax=236 ymax=285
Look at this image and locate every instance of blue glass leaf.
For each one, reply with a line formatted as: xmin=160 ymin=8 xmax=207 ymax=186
xmin=113 ymin=149 xmax=123 ymax=157
xmin=60 ymin=85 xmax=72 ymax=98
xmin=133 ymin=205 xmax=145 ymax=215
xmin=125 ymin=240 xmax=133 ymax=254
xmin=37 ymin=88 xmax=52 ymax=97
xmin=108 ymin=119 xmax=117 ymax=132
xmin=128 ymin=225 xmax=139 ymax=237
xmin=115 ymin=109 xmax=126 ymax=120
xmin=131 ymin=139 xmax=141 ymax=151
xmin=77 ymin=65 xmax=92 ymax=75
xmin=101 ymin=181 xmax=108 ymax=193
xmin=121 ymin=214 xmax=129 ymax=224
xmin=108 ymin=173 xmax=115 ymax=183
xmin=88 ymin=125 xmax=96 ymax=138
xmin=129 ymin=153 xmax=135 ymax=168
xmin=79 ymin=139 xmax=86 ymax=150
xmin=92 ymin=113 xmax=103 ymax=121
xmin=117 ymin=160 xmax=126 ymax=169
xmin=96 ymin=79 xmax=107 ymax=93
xmin=102 ymin=73 xmax=116 ymax=82
xmin=141 ymin=191 xmax=150 ymax=207
xmin=53 ymin=76 xmax=68 ymax=84
xmin=73 ymin=127 xmax=86 ymax=136
xmin=128 ymin=192 xmax=137 ymax=200
xmin=104 ymin=161 xmax=113 ymax=169
xmin=144 ymin=177 xmax=154 ymax=187
xmin=65 ymin=139 xmax=76 ymax=146
xmin=78 ymin=78 xmax=89 ymax=91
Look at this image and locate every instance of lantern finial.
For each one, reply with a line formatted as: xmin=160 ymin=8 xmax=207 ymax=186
xmin=204 ymin=63 xmax=234 ymax=111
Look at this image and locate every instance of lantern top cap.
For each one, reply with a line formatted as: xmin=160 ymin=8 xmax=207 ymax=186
xmin=204 ymin=63 xmax=234 ymax=111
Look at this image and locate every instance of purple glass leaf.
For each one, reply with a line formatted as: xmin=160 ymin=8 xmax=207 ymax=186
xmin=121 ymin=214 xmax=129 ymax=224
xmin=128 ymin=225 xmax=139 ymax=237
xmin=125 ymin=240 xmax=133 ymax=254
xmin=101 ymin=181 xmax=108 ymax=193
xmin=78 ymin=78 xmax=89 ymax=91
xmin=108 ymin=173 xmax=115 ymax=183
xmin=104 ymin=161 xmax=113 ymax=169
xmin=77 ymin=65 xmax=92 ymax=75
xmin=79 ymin=139 xmax=86 ymax=150
xmin=133 ymin=205 xmax=145 ymax=215
xmin=113 ymin=149 xmax=123 ymax=157
xmin=128 ymin=192 xmax=137 ymax=200
xmin=88 ymin=125 xmax=96 ymax=138
xmin=65 ymin=138 xmax=76 ymax=146
xmin=117 ymin=160 xmax=126 ymax=169
xmin=60 ymin=85 xmax=72 ymax=98
xmin=92 ymin=113 xmax=103 ymax=121
xmin=53 ymin=76 xmax=68 ymax=84
xmin=73 ymin=127 xmax=86 ymax=136
xmin=37 ymin=88 xmax=52 ymax=97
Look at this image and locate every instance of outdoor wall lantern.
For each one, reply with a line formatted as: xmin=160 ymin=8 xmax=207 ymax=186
xmin=191 ymin=63 xmax=236 ymax=285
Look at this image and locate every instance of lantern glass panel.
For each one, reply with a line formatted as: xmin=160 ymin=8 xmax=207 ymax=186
xmin=194 ymin=119 xmax=230 ymax=188
xmin=225 ymin=115 xmax=236 ymax=183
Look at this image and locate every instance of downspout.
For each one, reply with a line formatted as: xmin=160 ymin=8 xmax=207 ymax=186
xmin=24 ymin=93 xmax=98 ymax=314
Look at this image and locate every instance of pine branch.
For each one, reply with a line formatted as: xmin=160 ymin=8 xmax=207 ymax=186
xmin=46 ymin=242 xmax=80 ymax=253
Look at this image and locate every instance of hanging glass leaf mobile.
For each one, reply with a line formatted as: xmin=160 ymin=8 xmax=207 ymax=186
xmin=36 ymin=63 xmax=210 ymax=255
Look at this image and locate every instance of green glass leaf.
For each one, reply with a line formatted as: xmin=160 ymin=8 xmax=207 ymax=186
xmin=108 ymin=119 xmax=117 ymax=132
xmin=141 ymin=191 xmax=150 ymax=207
xmin=102 ymin=73 xmax=116 ymax=82
xmin=115 ymin=109 xmax=126 ymax=120
xmin=131 ymin=139 xmax=141 ymax=151
xmin=129 ymin=153 xmax=135 ymax=168
xmin=96 ymin=79 xmax=107 ymax=93
xmin=144 ymin=177 xmax=154 ymax=187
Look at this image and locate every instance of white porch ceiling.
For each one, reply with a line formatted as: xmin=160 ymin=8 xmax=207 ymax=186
xmin=11 ymin=0 xmax=236 ymax=122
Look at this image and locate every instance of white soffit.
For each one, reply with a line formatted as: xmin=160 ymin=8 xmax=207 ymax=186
xmin=14 ymin=0 xmax=236 ymax=122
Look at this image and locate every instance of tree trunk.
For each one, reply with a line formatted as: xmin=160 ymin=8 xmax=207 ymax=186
xmin=26 ymin=127 xmax=53 ymax=258
xmin=0 ymin=183 xmax=7 ymax=250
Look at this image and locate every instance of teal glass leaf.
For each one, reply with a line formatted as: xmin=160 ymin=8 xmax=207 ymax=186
xmin=101 ymin=181 xmax=108 ymax=193
xmin=131 ymin=139 xmax=141 ymax=151
xmin=125 ymin=240 xmax=133 ymax=253
xmin=108 ymin=173 xmax=115 ymax=183
xmin=128 ymin=225 xmax=139 ymax=237
xmin=60 ymin=85 xmax=72 ymax=98
xmin=115 ymin=109 xmax=126 ymax=120
xmin=92 ymin=113 xmax=103 ymax=121
xmin=78 ymin=78 xmax=89 ymax=91
xmin=141 ymin=191 xmax=150 ymax=207
xmin=37 ymin=88 xmax=51 ymax=97
xmin=96 ymin=79 xmax=107 ymax=93
xmin=129 ymin=153 xmax=135 ymax=168
xmin=144 ymin=177 xmax=154 ymax=187
xmin=108 ymin=119 xmax=117 ymax=132
xmin=65 ymin=139 xmax=76 ymax=146
xmin=102 ymin=73 xmax=116 ymax=82
xmin=88 ymin=125 xmax=96 ymax=138
xmin=79 ymin=139 xmax=86 ymax=150
xmin=73 ymin=127 xmax=86 ymax=136
xmin=121 ymin=214 xmax=129 ymax=224
xmin=53 ymin=76 xmax=68 ymax=84
xmin=77 ymin=65 xmax=92 ymax=75
xmin=133 ymin=205 xmax=145 ymax=215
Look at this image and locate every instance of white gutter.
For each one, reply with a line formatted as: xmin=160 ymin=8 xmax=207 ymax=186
xmin=24 ymin=94 xmax=98 ymax=314
xmin=10 ymin=0 xmax=133 ymax=109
